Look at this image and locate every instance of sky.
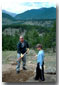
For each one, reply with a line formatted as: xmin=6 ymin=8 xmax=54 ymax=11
xmin=2 ymin=0 xmax=56 ymax=14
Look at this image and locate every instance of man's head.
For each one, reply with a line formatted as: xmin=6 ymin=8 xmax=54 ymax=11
xmin=20 ymin=35 xmax=24 ymax=43
xmin=36 ymin=44 xmax=42 ymax=50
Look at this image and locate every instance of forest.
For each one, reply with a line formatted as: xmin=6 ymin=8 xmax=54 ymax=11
xmin=2 ymin=21 xmax=56 ymax=52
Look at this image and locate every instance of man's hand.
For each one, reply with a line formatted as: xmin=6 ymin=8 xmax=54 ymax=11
xmin=26 ymin=48 xmax=29 ymax=54
xmin=21 ymin=53 xmax=24 ymax=58
xmin=17 ymin=53 xmax=24 ymax=61
xmin=17 ymin=58 xmax=20 ymax=61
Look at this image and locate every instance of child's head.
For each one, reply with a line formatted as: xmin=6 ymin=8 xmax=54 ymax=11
xmin=36 ymin=44 xmax=42 ymax=50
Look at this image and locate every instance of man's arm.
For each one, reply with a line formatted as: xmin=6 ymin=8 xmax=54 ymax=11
xmin=17 ymin=42 xmax=21 ymax=54
xmin=26 ymin=41 xmax=29 ymax=48
xmin=26 ymin=41 xmax=29 ymax=53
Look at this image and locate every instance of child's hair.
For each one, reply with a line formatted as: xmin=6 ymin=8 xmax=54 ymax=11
xmin=36 ymin=44 xmax=42 ymax=49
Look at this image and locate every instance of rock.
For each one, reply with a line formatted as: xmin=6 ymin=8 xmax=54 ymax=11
xmin=44 ymin=67 xmax=56 ymax=74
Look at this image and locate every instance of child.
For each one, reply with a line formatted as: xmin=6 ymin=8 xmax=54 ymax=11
xmin=34 ymin=44 xmax=45 ymax=81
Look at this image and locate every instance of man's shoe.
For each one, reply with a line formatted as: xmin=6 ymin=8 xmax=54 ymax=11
xmin=16 ymin=71 xmax=20 ymax=74
xmin=23 ymin=67 xmax=27 ymax=70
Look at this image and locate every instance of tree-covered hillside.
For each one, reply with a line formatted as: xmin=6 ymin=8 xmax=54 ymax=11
xmin=2 ymin=13 xmax=16 ymax=24
xmin=2 ymin=13 xmax=15 ymax=21
xmin=2 ymin=21 xmax=56 ymax=51
xmin=15 ymin=7 xmax=56 ymax=20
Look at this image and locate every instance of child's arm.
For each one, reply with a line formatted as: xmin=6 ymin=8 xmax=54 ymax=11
xmin=39 ymin=54 xmax=43 ymax=66
xmin=39 ymin=54 xmax=43 ymax=70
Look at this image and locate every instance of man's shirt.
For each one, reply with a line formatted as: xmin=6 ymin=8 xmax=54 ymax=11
xmin=37 ymin=50 xmax=44 ymax=66
xmin=17 ymin=40 xmax=29 ymax=54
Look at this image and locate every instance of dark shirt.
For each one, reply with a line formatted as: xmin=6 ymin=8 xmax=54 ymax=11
xmin=17 ymin=40 xmax=29 ymax=54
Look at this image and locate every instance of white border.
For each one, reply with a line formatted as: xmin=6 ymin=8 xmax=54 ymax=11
xmin=0 ymin=0 xmax=59 ymax=85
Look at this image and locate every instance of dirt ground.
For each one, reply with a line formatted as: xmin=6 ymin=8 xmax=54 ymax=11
xmin=2 ymin=69 xmax=34 ymax=82
xmin=2 ymin=64 xmax=56 ymax=83
xmin=2 ymin=50 xmax=56 ymax=83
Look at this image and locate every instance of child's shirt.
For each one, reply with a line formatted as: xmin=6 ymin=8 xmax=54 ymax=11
xmin=37 ymin=50 xmax=44 ymax=66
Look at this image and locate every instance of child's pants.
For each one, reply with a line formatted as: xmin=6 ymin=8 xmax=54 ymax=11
xmin=35 ymin=62 xmax=45 ymax=80
xmin=16 ymin=53 xmax=26 ymax=72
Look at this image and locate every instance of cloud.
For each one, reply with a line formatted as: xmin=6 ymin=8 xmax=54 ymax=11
xmin=20 ymin=2 xmax=33 ymax=6
xmin=2 ymin=0 xmax=56 ymax=14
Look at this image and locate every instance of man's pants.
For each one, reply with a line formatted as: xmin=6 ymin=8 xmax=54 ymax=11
xmin=16 ymin=53 xmax=26 ymax=72
xmin=35 ymin=62 xmax=45 ymax=80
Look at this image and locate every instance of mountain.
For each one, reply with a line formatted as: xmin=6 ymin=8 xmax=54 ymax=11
xmin=2 ymin=13 xmax=15 ymax=20
xmin=2 ymin=10 xmax=17 ymax=17
xmin=2 ymin=13 xmax=15 ymax=24
xmin=2 ymin=7 xmax=56 ymax=25
xmin=15 ymin=7 xmax=56 ymax=20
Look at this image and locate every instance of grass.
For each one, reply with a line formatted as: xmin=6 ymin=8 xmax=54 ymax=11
xmin=2 ymin=50 xmax=56 ymax=67
xmin=2 ymin=51 xmax=17 ymax=64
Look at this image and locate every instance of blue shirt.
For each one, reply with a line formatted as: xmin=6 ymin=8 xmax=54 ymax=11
xmin=37 ymin=50 xmax=44 ymax=66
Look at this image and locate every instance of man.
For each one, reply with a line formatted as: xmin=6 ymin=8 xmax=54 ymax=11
xmin=34 ymin=44 xmax=45 ymax=81
xmin=16 ymin=36 xmax=29 ymax=73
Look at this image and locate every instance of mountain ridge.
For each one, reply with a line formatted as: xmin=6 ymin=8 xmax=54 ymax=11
xmin=15 ymin=7 xmax=56 ymax=20
xmin=2 ymin=10 xmax=17 ymax=17
xmin=2 ymin=7 xmax=56 ymax=25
